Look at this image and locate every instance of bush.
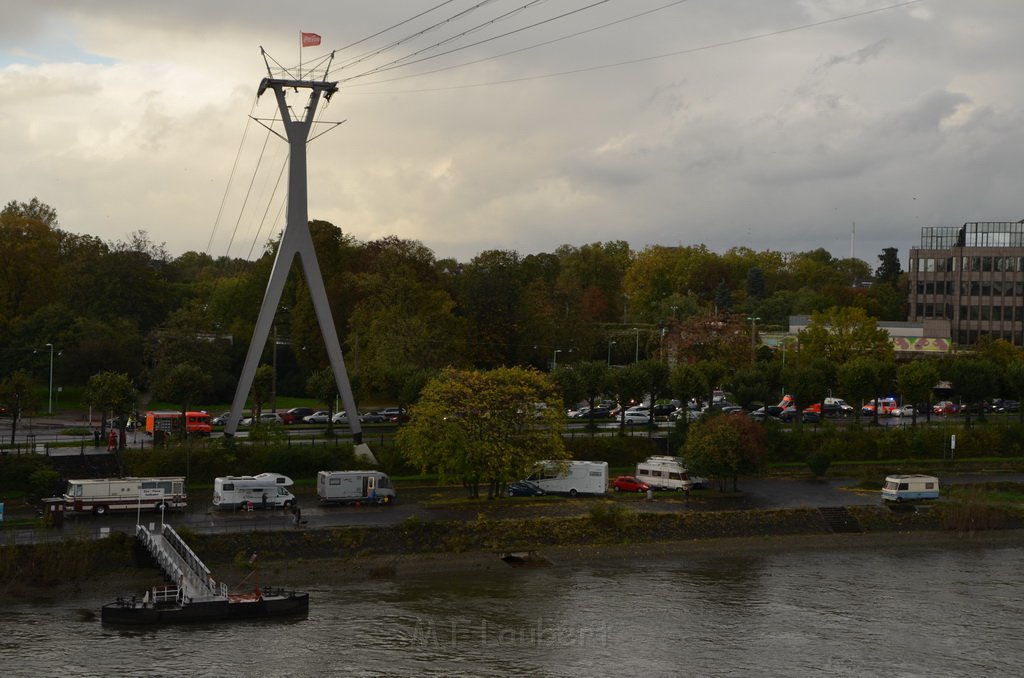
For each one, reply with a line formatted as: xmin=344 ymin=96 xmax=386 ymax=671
xmin=806 ymin=451 xmax=832 ymax=478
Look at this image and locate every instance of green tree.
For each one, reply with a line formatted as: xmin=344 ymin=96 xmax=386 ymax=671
xmin=896 ymin=360 xmax=941 ymax=425
xmin=839 ymin=356 xmax=893 ymax=424
xmin=557 ymin=361 xmax=609 ymax=434
xmin=83 ymin=372 xmax=137 ymax=449
xmin=0 ymin=370 xmax=37 ymax=446
xmin=785 ymin=362 xmax=829 ymax=426
xmin=152 ymin=363 xmax=214 ymax=434
xmin=610 ymin=363 xmax=647 ymax=429
xmin=800 ymin=306 xmax=894 ymax=365
xmin=875 ymin=247 xmax=902 ymax=287
xmin=948 ymin=357 xmax=1000 ymax=427
xmin=683 ymin=414 xmax=766 ymax=491
xmin=250 ymin=365 xmax=275 ymax=422
xmin=1005 ymin=358 xmax=1024 ymax=425
xmin=637 ymin=360 xmax=670 ymax=426
xmin=306 ymin=367 xmax=338 ymax=435
xmin=397 ymin=367 xmax=566 ymax=499
xmin=714 ymin=280 xmax=733 ymax=311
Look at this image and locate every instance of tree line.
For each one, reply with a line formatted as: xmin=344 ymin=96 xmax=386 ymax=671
xmin=1 ymin=197 xmax=910 ymax=419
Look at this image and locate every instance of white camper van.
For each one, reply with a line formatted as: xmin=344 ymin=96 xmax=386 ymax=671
xmin=63 ymin=477 xmax=186 ymax=515
xmin=881 ymin=474 xmax=940 ymax=502
xmin=317 ymin=470 xmax=395 ymax=505
xmin=526 ymin=460 xmax=608 ymax=497
xmin=212 ymin=473 xmax=296 ymax=510
xmin=635 ymin=455 xmax=707 ymax=491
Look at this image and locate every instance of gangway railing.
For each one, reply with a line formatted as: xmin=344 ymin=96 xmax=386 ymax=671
xmin=161 ymin=523 xmax=215 ymax=594
xmin=135 ymin=523 xmax=217 ymax=599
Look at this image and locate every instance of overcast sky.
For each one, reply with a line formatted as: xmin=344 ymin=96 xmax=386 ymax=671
xmin=2 ymin=1 xmax=1020 ymax=269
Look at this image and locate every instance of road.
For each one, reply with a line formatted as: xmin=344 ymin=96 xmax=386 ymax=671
xmin=12 ymin=471 xmax=1021 ymax=547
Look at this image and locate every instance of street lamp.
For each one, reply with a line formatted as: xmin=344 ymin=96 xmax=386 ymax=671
xmin=46 ymin=343 xmax=54 ymax=414
xmin=632 ymin=328 xmax=640 ymax=364
xmin=552 ymin=349 xmax=562 ymax=370
xmin=607 ymin=340 xmax=616 ymax=366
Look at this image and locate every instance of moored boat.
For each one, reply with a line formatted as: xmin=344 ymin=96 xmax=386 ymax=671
xmin=101 ymin=583 xmax=308 ymax=625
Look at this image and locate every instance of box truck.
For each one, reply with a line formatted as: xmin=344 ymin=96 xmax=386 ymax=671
xmin=317 ymin=470 xmax=395 ymax=505
xmin=526 ymin=460 xmax=608 ymax=496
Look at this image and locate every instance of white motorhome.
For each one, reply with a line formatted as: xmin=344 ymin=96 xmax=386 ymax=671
xmin=635 ymin=456 xmax=707 ymax=491
xmin=63 ymin=477 xmax=186 ymax=515
xmin=212 ymin=473 xmax=296 ymax=510
xmin=317 ymin=470 xmax=396 ymax=505
xmin=881 ymin=474 xmax=940 ymax=502
xmin=526 ymin=460 xmax=608 ymax=497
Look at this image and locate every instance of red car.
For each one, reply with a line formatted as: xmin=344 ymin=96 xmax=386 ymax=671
xmin=611 ymin=475 xmax=650 ymax=493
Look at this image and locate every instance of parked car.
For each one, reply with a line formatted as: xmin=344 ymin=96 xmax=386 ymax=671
xmin=280 ymin=407 xmax=315 ymax=424
xmin=895 ymin=404 xmax=920 ymax=417
xmin=992 ymin=399 xmax=1020 ymax=413
xmin=933 ymin=401 xmax=959 ymax=416
xmin=376 ymin=407 xmax=409 ymax=423
xmin=507 ymin=480 xmax=546 ymax=497
xmin=210 ymin=412 xmax=232 ymax=426
xmin=622 ymin=410 xmax=651 ymax=425
xmin=780 ymin=407 xmax=819 ymax=423
xmin=332 ymin=411 xmax=354 ymax=423
xmin=651 ymin=403 xmax=677 ymax=417
xmin=749 ymin=406 xmax=782 ymax=422
xmin=303 ymin=411 xmax=331 ymax=424
xmin=359 ymin=411 xmax=388 ymax=423
xmin=611 ymin=475 xmax=650 ymax=493
xmin=241 ymin=412 xmax=283 ymax=426
xmin=579 ymin=406 xmax=612 ymax=419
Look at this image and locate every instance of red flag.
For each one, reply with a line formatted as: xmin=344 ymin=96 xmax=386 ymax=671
xmin=301 ymin=32 xmax=321 ymax=47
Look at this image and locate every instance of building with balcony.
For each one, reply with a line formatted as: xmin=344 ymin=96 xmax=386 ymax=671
xmin=908 ymin=221 xmax=1024 ymax=347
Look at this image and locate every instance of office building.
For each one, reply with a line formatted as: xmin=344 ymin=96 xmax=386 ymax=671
xmin=908 ymin=221 xmax=1024 ymax=346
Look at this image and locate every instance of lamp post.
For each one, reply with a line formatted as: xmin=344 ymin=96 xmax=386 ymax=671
xmin=552 ymin=349 xmax=562 ymax=371
xmin=632 ymin=328 xmax=640 ymax=364
xmin=607 ymin=340 xmax=616 ymax=366
xmin=46 ymin=343 xmax=54 ymax=414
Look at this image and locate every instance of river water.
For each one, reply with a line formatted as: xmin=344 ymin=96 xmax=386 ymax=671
xmin=2 ymin=535 xmax=1023 ymax=677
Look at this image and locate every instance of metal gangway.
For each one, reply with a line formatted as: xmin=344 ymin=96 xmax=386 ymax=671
xmin=135 ymin=523 xmax=227 ymax=601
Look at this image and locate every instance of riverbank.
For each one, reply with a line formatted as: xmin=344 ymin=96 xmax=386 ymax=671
xmin=4 ymin=500 xmax=1024 ymax=594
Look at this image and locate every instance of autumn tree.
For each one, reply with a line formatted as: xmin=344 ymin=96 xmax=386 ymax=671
xmin=397 ymin=367 xmax=566 ymax=499
xmin=683 ymin=414 xmax=767 ymax=491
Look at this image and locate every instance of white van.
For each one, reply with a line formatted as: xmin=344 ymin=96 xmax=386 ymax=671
xmin=635 ymin=455 xmax=707 ymax=490
xmin=526 ymin=461 xmax=608 ymax=497
xmin=881 ymin=474 xmax=940 ymax=502
xmin=212 ymin=473 xmax=296 ymax=510
xmin=317 ymin=470 xmax=395 ymax=505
